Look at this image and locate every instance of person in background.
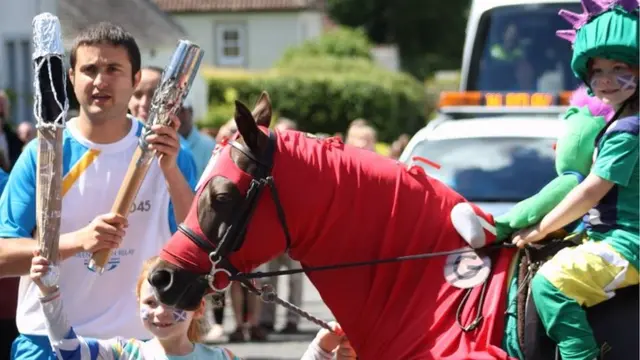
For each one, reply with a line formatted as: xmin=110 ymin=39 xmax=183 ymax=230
xmin=128 ymin=66 xmax=163 ymax=122
xmin=216 ymin=119 xmax=237 ymax=143
xmin=274 ymin=117 xmax=297 ymax=132
xmin=345 ymin=119 xmax=377 ymax=152
xmin=176 ymin=99 xmax=216 ymax=178
xmin=0 ymin=91 xmax=25 ymax=170
xmin=0 ymin=148 xmax=17 ymax=360
xmin=389 ymin=134 xmax=410 ymax=160
xmin=16 ymin=122 xmax=36 ymax=145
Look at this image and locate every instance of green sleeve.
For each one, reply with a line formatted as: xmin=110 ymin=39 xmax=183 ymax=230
xmin=592 ymin=132 xmax=639 ymax=186
xmin=495 ymin=174 xmax=580 ymax=240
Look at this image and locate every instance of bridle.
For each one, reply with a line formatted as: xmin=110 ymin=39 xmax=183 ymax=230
xmin=176 ymin=129 xmax=293 ymax=281
xmin=169 ymin=129 xmax=321 ymax=320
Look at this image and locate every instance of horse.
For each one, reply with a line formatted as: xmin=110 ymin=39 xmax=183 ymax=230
xmin=147 ymin=92 xmax=639 ymax=359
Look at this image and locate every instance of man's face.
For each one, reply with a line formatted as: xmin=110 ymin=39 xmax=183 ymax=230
xmin=17 ymin=122 xmax=35 ymax=143
xmin=129 ymin=69 xmax=161 ymax=121
xmin=69 ymin=44 xmax=139 ymax=124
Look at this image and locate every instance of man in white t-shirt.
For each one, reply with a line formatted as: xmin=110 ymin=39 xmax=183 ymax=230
xmin=0 ymin=22 xmax=197 ymax=360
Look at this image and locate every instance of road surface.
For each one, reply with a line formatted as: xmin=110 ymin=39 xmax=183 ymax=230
xmin=205 ymin=275 xmax=335 ymax=360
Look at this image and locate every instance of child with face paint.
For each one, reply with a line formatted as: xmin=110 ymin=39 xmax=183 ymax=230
xmin=30 ymin=253 xmax=356 ymax=360
xmin=30 ymin=253 xmax=241 ymax=359
xmin=511 ymin=1 xmax=639 ymax=359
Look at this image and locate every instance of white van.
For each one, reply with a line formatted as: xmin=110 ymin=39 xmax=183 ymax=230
xmin=459 ymin=0 xmax=582 ymax=93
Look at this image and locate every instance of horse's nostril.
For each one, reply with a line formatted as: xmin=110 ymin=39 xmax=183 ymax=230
xmin=149 ymin=269 xmax=172 ymax=289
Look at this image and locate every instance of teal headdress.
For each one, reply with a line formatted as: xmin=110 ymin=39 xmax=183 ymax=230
xmin=557 ymin=0 xmax=639 ymax=85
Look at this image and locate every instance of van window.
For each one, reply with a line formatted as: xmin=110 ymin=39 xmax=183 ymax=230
xmin=468 ymin=3 xmax=583 ymax=93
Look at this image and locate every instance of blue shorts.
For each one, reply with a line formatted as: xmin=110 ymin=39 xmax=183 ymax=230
xmin=11 ymin=334 xmax=55 ymax=360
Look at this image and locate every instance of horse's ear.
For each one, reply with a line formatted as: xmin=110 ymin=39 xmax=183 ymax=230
xmin=251 ymin=91 xmax=272 ymax=128
xmin=234 ymin=100 xmax=261 ymax=152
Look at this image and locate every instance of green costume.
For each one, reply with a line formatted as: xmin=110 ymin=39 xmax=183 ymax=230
xmin=498 ymin=1 xmax=639 ymax=359
xmin=494 ymin=104 xmax=607 ymax=241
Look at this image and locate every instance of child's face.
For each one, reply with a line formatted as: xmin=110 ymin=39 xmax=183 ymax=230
xmin=138 ymin=280 xmax=202 ymax=340
xmin=589 ymin=58 xmax=637 ymax=107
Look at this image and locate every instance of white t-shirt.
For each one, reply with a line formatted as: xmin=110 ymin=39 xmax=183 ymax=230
xmin=0 ymin=116 xmax=197 ymax=340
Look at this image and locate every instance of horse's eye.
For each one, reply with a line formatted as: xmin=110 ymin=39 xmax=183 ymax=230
xmin=215 ymin=193 xmax=232 ymax=203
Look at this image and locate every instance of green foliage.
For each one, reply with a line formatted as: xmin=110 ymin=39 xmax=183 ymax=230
xmin=424 ymin=71 xmax=461 ymax=119
xmin=201 ymin=25 xmax=427 ymax=142
xmin=277 ymin=54 xmax=377 ymax=73
xmin=201 ymin=88 xmax=239 ymax=128
xmin=202 ymin=68 xmax=426 ymax=142
xmin=277 ymin=26 xmax=373 ymax=65
xmin=326 ymin=0 xmax=469 ymax=79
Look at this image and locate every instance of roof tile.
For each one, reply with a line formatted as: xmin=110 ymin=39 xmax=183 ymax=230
xmin=153 ymin=0 xmax=323 ymax=12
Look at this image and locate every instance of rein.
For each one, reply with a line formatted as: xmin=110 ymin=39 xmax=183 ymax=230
xmin=228 ymin=243 xmax=516 ymax=281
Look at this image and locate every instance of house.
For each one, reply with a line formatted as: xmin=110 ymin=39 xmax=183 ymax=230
xmin=146 ymin=0 xmax=326 ymax=121
xmin=0 ymin=0 xmax=184 ymax=125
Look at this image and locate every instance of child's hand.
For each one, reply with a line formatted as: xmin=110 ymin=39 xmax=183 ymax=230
xmin=315 ymin=321 xmax=347 ymax=354
xmin=30 ymin=250 xmax=58 ymax=296
xmin=336 ymin=337 xmax=357 ymax=360
xmin=511 ymin=225 xmax=546 ymax=248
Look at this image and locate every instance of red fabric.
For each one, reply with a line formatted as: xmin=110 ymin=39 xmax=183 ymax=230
xmin=161 ymin=130 xmax=517 ymax=359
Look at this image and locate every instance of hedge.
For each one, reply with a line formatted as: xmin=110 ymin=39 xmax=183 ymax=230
xmin=201 ymin=64 xmax=426 ymax=143
xmin=277 ymin=27 xmax=373 ymax=64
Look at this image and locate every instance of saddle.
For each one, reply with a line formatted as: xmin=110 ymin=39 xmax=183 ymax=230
xmin=515 ymin=234 xmax=640 ymax=360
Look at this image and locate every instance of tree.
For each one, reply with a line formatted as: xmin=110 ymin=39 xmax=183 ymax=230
xmin=326 ymin=0 xmax=470 ymax=80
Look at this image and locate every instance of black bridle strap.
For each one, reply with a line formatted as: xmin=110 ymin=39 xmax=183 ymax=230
xmin=178 ymin=223 xmax=217 ymax=254
xmin=264 ymin=176 xmax=292 ymax=252
xmin=229 ymin=242 xmax=516 ymax=281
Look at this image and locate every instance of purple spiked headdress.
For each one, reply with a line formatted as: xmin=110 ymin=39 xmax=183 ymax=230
xmin=556 ymin=0 xmax=639 ymax=43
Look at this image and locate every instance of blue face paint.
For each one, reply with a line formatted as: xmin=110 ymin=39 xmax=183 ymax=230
xmin=616 ymin=74 xmax=637 ymax=91
xmin=140 ymin=307 xmax=150 ymax=321
xmin=173 ymin=309 xmax=187 ymax=323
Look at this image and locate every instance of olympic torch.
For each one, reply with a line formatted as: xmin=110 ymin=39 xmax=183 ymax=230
xmin=88 ymin=41 xmax=204 ymax=274
xmin=32 ymin=13 xmax=68 ymax=286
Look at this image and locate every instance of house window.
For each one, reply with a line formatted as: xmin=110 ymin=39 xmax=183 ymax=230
xmin=4 ymin=38 xmax=32 ymax=125
xmin=216 ymin=24 xmax=245 ymax=66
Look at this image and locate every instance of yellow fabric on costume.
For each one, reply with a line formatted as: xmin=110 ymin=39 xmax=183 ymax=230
xmin=537 ymin=239 xmax=639 ymax=308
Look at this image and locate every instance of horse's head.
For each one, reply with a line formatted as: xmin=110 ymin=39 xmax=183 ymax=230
xmin=147 ymin=91 xmax=291 ymax=310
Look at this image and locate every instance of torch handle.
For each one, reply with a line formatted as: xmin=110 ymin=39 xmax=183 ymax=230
xmin=88 ymin=146 xmax=154 ymax=273
xmin=35 ymin=126 xmax=64 ymax=263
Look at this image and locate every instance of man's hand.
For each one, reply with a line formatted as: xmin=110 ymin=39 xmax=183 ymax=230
xmin=75 ymin=213 xmax=128 ymax=252
xmin=146 ymin=114 xmax=181 ymax=173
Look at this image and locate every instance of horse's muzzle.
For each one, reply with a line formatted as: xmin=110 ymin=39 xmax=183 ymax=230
xmin=147 ymin=265 xmax=210 ymax=311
